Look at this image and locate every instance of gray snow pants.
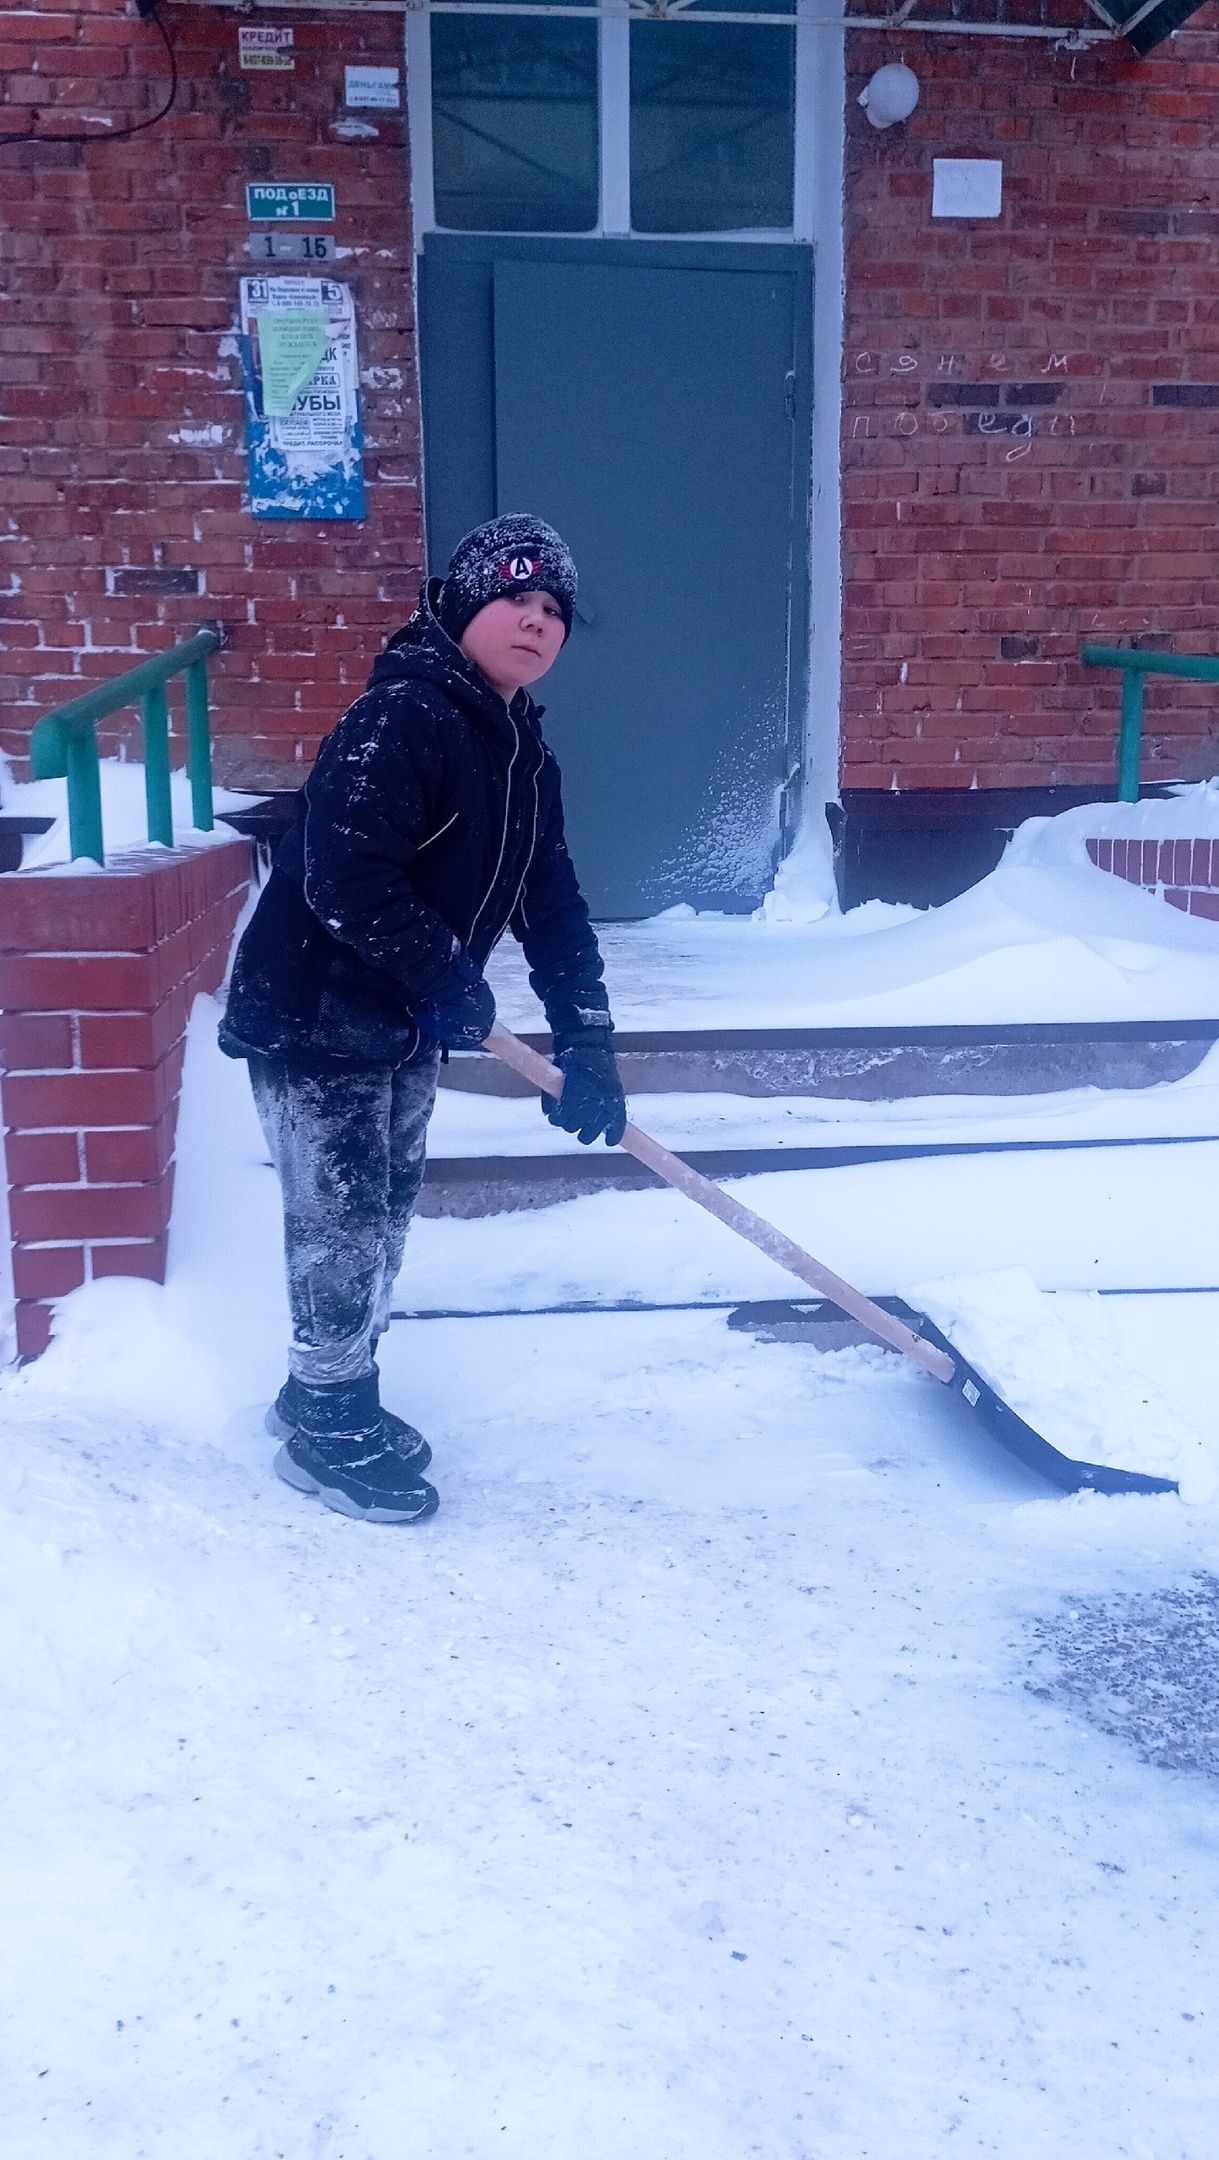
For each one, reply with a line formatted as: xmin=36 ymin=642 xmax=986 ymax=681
xmin=248 ymin=1047 xmax=441 ymax=1389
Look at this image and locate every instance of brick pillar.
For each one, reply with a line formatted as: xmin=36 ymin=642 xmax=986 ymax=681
xmin=0 ymin=838 xmax=251 ymax=1359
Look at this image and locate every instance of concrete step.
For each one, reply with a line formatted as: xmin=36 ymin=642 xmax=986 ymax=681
xmin=442 ymin=1020 xmax=1216 ymax=1103
xmin=415 ymin=1130 xmax=1215 ymax=1218
xmin=420 ymin=1017 xmax=1218 ymax=1218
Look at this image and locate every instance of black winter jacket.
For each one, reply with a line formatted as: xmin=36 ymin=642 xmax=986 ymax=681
xmin=218 ymin=586 xmax=612 ymax=1068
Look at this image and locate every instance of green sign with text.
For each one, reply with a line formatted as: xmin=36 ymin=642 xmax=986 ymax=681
xmin=246 ymin=183 xmax=335 ymax=223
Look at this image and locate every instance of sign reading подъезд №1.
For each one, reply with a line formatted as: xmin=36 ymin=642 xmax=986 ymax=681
xmin=239 ymin=276 xmax=365 ymax=522
xmin=246 ymin=183 xmax=335 ymax=222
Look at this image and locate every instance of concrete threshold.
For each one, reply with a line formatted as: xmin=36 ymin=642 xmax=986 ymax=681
xmin=442 ymin=1020 xmax=1217 ymax=1104
xmin=416 ymin=1129 xmax=1218 ymax=1219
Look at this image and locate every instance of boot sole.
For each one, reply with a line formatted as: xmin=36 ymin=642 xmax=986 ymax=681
xmin=273 ymin=1443 xmax=439 ymax=1525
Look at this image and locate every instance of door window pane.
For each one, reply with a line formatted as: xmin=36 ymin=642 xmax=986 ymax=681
xmin=630 ymin=8 xmax=795 ymax=235
xmin=431 ymin=16 xmax=599 ymax=233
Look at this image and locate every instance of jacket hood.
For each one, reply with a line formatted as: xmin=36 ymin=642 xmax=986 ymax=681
xmin=367 ymin=580 xmax=545 ymax=730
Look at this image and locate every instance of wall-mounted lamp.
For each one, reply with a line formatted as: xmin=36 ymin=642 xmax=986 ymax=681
xmin=857 ymin=63 xmax=920 ymax=131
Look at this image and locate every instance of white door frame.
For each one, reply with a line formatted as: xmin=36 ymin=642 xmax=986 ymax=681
xmin=0 ymin=1118 xmax=17 ymax=1367
xmin=405 ymin=2 xmax=845 ymax=826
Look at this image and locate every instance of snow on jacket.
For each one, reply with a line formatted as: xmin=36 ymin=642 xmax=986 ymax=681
xmin=218 ymin=584 xmax=613 ymax=1068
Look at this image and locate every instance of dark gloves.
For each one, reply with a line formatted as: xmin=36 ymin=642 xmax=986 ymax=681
xmin=415 ymin=952 xmax=496 ymax=1050
xmin=542 ymin=1041 xmax=627 ymax=1147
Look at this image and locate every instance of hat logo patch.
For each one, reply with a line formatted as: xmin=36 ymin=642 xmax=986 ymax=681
xmin=498 ymin=553 xmax=543 ymax=583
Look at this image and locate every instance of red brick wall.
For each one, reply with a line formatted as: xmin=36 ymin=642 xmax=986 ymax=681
xmin=5 ymin=4 xmax=1219 ymax=804
xmin=0 ymin=837 xmax=250 ymax=1358
xmin=843 ymin=15 xmax=1219 ymax=794
xmin=1088 ymin=832 xmax=1219 ymax=918
xmin=0 ymin=0 xmax=420 ymax=789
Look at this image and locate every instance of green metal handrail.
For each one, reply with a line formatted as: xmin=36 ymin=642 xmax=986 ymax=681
xmin=1082 ymin=643 xmax=1219 ymax=804
xmin=28 ymin=627 xmax=222 ymax=867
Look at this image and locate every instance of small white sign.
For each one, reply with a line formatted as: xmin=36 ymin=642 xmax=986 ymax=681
xmin=932 ymin=158 xmax=1003 ymax=220
xmin=344 ymin=65 xmax=401 ymax=111
xmin=245 ymin=232 xmax=334 ymax=263
xmin=239 ymin=25 xmax=295 ymax=71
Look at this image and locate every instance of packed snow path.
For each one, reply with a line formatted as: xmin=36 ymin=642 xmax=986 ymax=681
xmin=4 ymin=895 xmax=1219 ymax=2160
xmin=6 ymin=1297 xmax=1219 ymax=2160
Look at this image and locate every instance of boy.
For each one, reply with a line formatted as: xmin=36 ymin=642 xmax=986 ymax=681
xmin=220 ymin=516 xmax=626 ymax=1525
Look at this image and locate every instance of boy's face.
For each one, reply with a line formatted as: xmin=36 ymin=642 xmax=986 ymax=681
xmin=459 ymin=589 xmax=566 ymax=700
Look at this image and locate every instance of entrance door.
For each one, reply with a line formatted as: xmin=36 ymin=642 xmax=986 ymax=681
xmin=419 ymin=235 xmax=811 ymax=917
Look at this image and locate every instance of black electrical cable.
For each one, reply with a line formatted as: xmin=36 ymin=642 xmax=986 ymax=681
xmin=0 ymin=1 xmax=178 ymax=151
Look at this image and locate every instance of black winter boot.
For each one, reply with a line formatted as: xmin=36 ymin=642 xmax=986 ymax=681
xmin=266 ymin=1374 xmax=432 ymax=1471
xmin=273 ymin=1374 xmax=439 ymax=1525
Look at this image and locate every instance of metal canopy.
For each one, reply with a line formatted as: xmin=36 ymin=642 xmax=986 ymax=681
xmin=1081 ymin=0 xmax=1211 ymax=52
xmin=418 ymin=0 xmax=1150 ymax=45
xmin=177 ymin=0 xmax=1209 ymax=53
xmin=458 ymin=0 xmax=1208 ymax=55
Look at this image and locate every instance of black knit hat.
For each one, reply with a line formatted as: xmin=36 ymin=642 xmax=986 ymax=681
xmin=437 ymin=515 xmax=578 ymax=646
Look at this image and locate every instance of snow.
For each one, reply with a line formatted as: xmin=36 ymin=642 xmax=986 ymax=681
xmin=431 ymin=1045 xmax=1219 ymax=1157
xmin=910 ymin=1269 xmax=1215 ymax=1499
xmin=8 ymin=757 xmax=1216 ymax=1027
xmin=1016 ymin=777 xmax=1219 ymax=850
xmin=5 ymin=1000 xmax=1219 ymax=2155
xmin=3 ymin=790 xmax=1219 ymax=2153
xmin=752 ymin=814 xmax=837 ymax=924
xmin=1 ymin=756 xmax=253 ymax=872
xmin=489 ymin=853 xmax=1219 ymax=1034
xmin=167 ymin=425 xmax=229 ymax=449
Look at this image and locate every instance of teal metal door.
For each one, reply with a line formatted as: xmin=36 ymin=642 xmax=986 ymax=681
xmin=419 ymin=236 xmax=811 ymax=917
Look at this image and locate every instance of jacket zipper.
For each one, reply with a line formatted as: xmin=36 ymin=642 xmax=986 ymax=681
xmin=501 ymin=746 xmax=542 ymax=945
xmin=467 ymin=705 xmax=520 ymax=947
xmin=413 ymin=809 xmax=459 ymax=855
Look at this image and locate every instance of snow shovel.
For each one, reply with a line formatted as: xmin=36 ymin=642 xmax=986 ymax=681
xmin=483 ymin=1025 xmax=1180 ymax=1498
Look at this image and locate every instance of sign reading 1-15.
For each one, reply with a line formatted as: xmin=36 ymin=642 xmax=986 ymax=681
xmin=246 ymin=232 xmax=333 ymax=262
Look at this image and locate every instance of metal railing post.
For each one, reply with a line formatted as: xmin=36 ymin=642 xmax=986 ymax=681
xmin=184 ymin=659 xmax=214 ymax=832
xmin=66 ymin=724 xmax=105 ymax=868
xmin=1117 ymin=666 xmax=1145 ymax=804
xmin=1082 ymin=643 xmax=1219 ymax=803
xmin=26 ymin=626 xmax=221 ymax=864
xmin=142 ymin=680 xmax=174 ymax=848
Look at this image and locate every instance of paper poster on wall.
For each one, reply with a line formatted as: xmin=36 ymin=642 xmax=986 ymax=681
xmin=345 ymin=65 xmax=400 ymax=109
xmin=239 ymin=26 xmax=294 ymax=70
xmin=239 ymin=277 xmax=366 ymax=521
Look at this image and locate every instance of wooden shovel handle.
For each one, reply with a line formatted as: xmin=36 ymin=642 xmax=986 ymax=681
xmin=484 ymin=1024 xmax=954 ymax=1382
